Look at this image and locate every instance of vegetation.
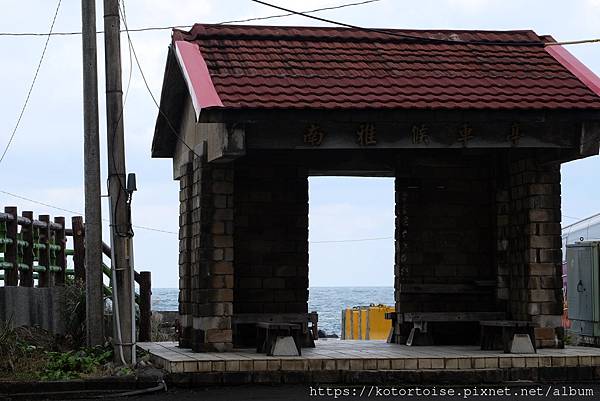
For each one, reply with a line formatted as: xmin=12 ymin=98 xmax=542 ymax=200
xmin=63 ymin=277 xmax=88 ymax=348
xmin=40 ymin=347 xmax=113 ymax=381
xmin=0 ymin=280 xmax=118 ymax=381
xmin=0 ymin=318 xmax=115 ymax=381
xmin=150 ymin=312 xmax=178 ymax=342
xmin=0 ymin=280 xmax=157 ymax=381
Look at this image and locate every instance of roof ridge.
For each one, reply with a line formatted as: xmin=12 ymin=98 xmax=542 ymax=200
xmin=172 ymin=24 xmax=542 ymax=45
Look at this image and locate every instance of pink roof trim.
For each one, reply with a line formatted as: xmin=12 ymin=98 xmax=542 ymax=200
xmin=174 ymin=40 xmax=223 ymax=118
xmin=545 ymin=44 xmax=600 ymax=97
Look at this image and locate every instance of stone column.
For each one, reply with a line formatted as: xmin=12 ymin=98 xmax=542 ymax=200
xmin=189 ymin=148 xmax=235 ymax=352
xmin=232 ymin=158 xmax=309 ymax=346
xmin=505 ymin=155 xmax=563 ymax=326
xmin=177 ymin=161 xmax=193 ymax=348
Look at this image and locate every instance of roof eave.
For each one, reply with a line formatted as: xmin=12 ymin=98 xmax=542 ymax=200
xmin=151 ymin=45 xmax=187 ymax=158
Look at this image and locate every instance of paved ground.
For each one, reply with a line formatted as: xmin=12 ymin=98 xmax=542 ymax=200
xmin=68 ymin=383 xmax=600 ymax=401
xmin=140 ymin=340 xmax=600 ymax=374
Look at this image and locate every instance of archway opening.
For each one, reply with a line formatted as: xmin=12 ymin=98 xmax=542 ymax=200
xmin=308 ymin=176 xmax=395 ymax=338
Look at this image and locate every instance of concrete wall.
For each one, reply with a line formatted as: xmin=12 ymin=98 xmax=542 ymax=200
xmin=0 ymin=286 xmax=65 ymax=334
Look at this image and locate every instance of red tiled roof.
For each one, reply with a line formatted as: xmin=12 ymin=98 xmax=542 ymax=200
xmin=170 ymin=24 xmax=600 ymax=110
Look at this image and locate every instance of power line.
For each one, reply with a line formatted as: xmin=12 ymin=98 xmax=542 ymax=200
xmin=0 ymin=0 xmax=62 ymax=166
xmin=1 ymin=1 xmax=599 ymax=46
xmin=546 ymin=38 xmax=600 ymax=46
xmin=0 ymin=189 xmax=178 ymax=235
xmin=112 ymin=3 xmax=590 ymax=246
xmin=249 ymin=0 xmax=589 ymax=47
xmin=0 ymin=0 xmax=383 ymax=37
xmin=562 ymin=212 xmax=600 ymax=230
xmin=120 ymin=5 xmax=398 ymax=245
xmin=0 ymin=188 xmax=397 ymax=241
xmin=119 ymin=1 xmax=199 ymax=158
xmin=0 ymin=189 xmax=81 ymax=216
xmin=310 ymin=236 xmax=393 ymax=244
xmin=221 ymin=0 xmax=382 ymax=24
xmin=119 ymin=4 xmax=403 ymax=245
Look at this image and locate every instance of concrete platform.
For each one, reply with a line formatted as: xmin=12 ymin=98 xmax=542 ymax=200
xmin=138 ymin=339 xmax=600 ymax=375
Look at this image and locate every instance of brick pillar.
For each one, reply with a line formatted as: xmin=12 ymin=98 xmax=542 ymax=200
xmin=232 ymin=159 xmax=309 ymax=346
xmin=189 ymin=150 xmax=234 ymax=352
xmin=178 ymin=161 xmax=193 ymax=348
xmin=503 ymin=155 xmax=563 ymax=327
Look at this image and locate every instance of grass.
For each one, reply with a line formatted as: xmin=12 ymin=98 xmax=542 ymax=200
xmin=0 ymin=280 xmax=155 ymax=381
xmin=0 ymin=279 xmax=116 ymax=381
xmin=0 ymin=319 xmax=115 ymax=381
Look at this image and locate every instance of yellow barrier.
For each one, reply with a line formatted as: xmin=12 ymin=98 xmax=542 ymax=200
xmin=341 ymin=304 xmax=394 ymax=340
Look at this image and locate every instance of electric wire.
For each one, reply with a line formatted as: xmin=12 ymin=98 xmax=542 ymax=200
xmin=0 ymin=0 xmax=384 ymax=167
xmin=546 ymin=38 xmax=600 ymax=46
xmin=118 ymin=1 xmax=198 ymax=159
xmin=0 ymin=189 xmax=178 ymax=234
xmin=7 ymin=185 xmax=580 ymax=244
xmin=311 ymin=236 xmax=393 ymax=243
xmin=0 ymin=0 xmax=62 ymax=166
xmin=2 ymin=0 xmax=587 ymax=243
xmin=0 ymin=0 xmax=383 ymax=37
xmin=0 ymin=0 xmax=599 ymax=46
xmin=123 ymin=2 xmax=590 ymax=248
xmin=250 ymin=0 xmax=540 ymax=46
xmin=250 ymin=0 xmax=600 ymax=47
xmin=105 ymin=0 xmax=135 ymax=239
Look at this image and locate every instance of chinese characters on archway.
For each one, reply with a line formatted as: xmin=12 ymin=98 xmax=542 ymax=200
xmin=356 ymin=123 xmax=377 ymax=146
xmin=302 ymin=122 xmax=524 ymax=147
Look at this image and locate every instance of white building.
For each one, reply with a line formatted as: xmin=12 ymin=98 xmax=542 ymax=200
xmin=562 ymin=213 xmax=600 ymax=257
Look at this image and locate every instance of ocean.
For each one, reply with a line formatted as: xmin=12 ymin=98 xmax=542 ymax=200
xmin=151 ymin=287 xmax=394 ymax=336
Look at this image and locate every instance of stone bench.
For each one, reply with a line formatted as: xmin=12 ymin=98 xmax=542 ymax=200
xmin=480 ymin=320 xmax=538 ymax=353
xmin=232 ymin=313 xmax=315 ymax=348
xmin=256 ymin=322 xmax=302 ymax=356
xmin=387 ymin=311 xmax=506 ymax=346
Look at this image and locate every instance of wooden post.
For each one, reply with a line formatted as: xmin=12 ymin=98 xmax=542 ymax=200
xmin=72 ymin=216 xmax=86 ymax=282
xmin=104 ymin=0 xmax=134 ymax=364
xmin=82 ymin=0 xmax=104 ymax=347
xmin=20 ymin=211 xmax=34 ymax=287
xmin=38 ymin=215 xmax=51 ymax=287
xmin=138 ymin=271 xmax=152 ymax=342
xmin=4 ymin=206 xmax=18 ymax=286
xmin=54 ymin=217 xmax=67 ymax=285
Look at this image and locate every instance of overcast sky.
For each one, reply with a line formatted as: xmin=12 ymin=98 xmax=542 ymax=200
xmin=0 ymin=0 xmax=599 ymax=288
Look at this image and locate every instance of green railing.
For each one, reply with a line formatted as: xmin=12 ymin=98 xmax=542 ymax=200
xmin=0 ymin=206 xmax=151 ymax=341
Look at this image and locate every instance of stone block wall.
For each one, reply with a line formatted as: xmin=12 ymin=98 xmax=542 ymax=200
xmin=177 ymin=161 xmax=193 ymax=348
xmin=177 ymin=151 xmax=309 ymax=351
xmin=233 ymin=157 xmax=309 ymax=330
xmin=393 ymin=152 xmax=564 ymax=343
xmin=394 ymin=156 xmax=496 ymax=315
xmin=177 ymin=149 xmax=235 ymax=352
xmin=175 ymin=147 xmax=563 ymax=351
xmin=393 ymin=155 xmax=497 ymax=343
xmin=495 ymin=154 xmax=563 ymax=326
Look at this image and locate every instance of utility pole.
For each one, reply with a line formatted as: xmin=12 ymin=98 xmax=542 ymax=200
xmin=103 ymin=0 xmax=135 ymax=365
xmin=81 ymin=0 xmax=104 ymax=346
